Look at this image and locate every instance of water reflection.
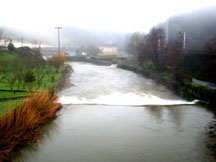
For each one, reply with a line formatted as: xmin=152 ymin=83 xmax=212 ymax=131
xmin=144 ymin=106 xmax=163 ymax=123
xmin=13 ymin=119 xmax=60 ymax=162
xmin=165 ymin=106 xmax=183 ymax=128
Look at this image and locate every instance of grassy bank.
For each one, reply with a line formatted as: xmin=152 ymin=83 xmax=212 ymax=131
xmin=0 ymin=47 xmax=71 ymax=160
xmin=118 ymin=62 xmax=216 ymax=106
xmin=0 ymin=49 xmax=69 ymax=115
xmin=0 ymin=90 xmax=62 ymax=161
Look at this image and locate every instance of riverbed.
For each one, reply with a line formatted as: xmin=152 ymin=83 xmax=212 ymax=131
xmin=12 ymin=62 xmax=215 ymax=162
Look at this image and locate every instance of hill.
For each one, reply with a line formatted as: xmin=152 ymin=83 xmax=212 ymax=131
xmin=158 ymin=6 xmax=216 ymax=49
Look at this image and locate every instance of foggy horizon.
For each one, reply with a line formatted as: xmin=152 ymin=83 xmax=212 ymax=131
xmin=1 ymin=0 xmax=216 ymax=33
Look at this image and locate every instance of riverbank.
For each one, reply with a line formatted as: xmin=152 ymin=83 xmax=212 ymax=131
xmin=118 ymin=63 xmax=216 ymax=106
xmin=67 ymin=56 xmax=112 ymax=66
xmin=53 ymin=64 xmax=73 ymax=91
xmin=118 ymin=63 xmax=216 ymax=156
xmin=0 ymin=63 xmax=73 ymax=161
xmin=0 ymin=90 xmax=62 ymax=161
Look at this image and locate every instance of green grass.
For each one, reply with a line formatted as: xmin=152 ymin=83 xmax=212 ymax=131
xmin=117 ymin=51 xmax=129 ymax=55
xmin=0 ymin=99 xmax=25 ymax=117
xmin=191 ymin=82 xmax=214 ymax=91
xmin=38 ymin=64 xmax=66 ymax=90
xmin=97 ymin=51 xmax=132 ymax=58
xmin=97 ymin=54 xmax=117 ymax=58
xmin=0 ymin=91 xmax=30 ymax=99
xmin=0 ymin=51 xmax=18 ymax=60
xmin=191 ymin=82 xmax=202 ymax=88
xmin=0 ymin=51 xmax=67 ymax=114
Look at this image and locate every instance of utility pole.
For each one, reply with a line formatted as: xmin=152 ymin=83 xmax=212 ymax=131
xmin=165 ymin=19 xmax=169 ymax=45
xmin=20 ymin=38 xmax=23 ymax=55
xmin=21 ymin=38 xmax=23 ymax=47
xmin=183 ymin=32 xmax=186 ymax=50
xmin=55 ymin=27 xmax=62 ymax=54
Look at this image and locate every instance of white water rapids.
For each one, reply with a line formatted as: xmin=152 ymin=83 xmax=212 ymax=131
xmin=59 ymin=62 xmax=198 ymax=107
xmin=59 ymin=92 xmax=198 ymax=106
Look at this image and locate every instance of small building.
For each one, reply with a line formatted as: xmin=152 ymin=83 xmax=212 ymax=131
xmin=97 ymin=44 xmax=118 ymax=54
xmin=81 ymin=51 xmax=87 ymax=56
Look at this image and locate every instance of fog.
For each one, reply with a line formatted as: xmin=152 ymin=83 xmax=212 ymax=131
xmin=0 ymin=0 xmax=216 ymax=48
xmin=1 ymin=0 xmax=216 ymax=32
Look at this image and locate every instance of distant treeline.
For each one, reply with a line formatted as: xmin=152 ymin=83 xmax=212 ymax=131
xmin=158 ymin=6 xmax=216 ymax=50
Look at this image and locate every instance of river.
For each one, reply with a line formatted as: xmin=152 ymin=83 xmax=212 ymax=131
xmin=12 ymin=62 xmax=215 ymax=162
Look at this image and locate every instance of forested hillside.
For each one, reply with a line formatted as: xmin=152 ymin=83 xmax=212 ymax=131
xmin=159 ymin=6 xmax=216 ymax=49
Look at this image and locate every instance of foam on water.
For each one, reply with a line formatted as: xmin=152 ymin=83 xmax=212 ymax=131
xmin=59 ymin=92 xmax=198 ymax=106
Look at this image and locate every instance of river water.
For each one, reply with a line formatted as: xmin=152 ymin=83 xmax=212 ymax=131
xmin=13 ymin=62 xmax=215 ymax=162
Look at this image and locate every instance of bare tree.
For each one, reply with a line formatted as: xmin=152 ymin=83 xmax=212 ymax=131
xmin=0 ymin=29 xmax=4 ymax=51
xmin=127 ymin=32 xmax=143 ymax=58
xmin=136 ymin=28 xmax=165 ymax=69
xmin=166 ymin=32 xmax=184 ymax=68
xmin=0 ymin=29 xmax=3 ymax=41
xmin=147 ymin=28 xmax=165 ymax=68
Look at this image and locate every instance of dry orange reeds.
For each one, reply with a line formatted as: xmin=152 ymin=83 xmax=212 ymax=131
xmin=0 ymin=90 xmax=62 ymax=161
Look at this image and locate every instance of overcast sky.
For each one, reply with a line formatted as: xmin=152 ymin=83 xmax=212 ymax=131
xmin=1 ymin=0 xmax=216 ymax=33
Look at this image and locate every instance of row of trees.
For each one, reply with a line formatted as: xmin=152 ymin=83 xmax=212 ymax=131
xmin=0 ymin=47 xmax=67 ymax=91
xmin=127 ymin=27 xmax=184 ymax=70
xmin=127 ymin=27 xmax=216 ymax=82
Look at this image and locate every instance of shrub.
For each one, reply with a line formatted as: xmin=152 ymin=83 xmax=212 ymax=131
xmin=24 ymin=71 xmax=36 ymax=83
xmin=0 ymin=90 xmax=62 ymax=161
xmin=7 ymin=42 xmax=15 ymax=51
xmin=48 ymin=54 xmax=67 ymax=68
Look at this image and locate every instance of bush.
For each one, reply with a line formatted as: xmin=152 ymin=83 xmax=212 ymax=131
xmin=48 ymin=54 xmax=67 ymax=68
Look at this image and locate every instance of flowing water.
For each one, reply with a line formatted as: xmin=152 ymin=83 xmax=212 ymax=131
xmin=13 ymin=62 xmax=215 ymax=162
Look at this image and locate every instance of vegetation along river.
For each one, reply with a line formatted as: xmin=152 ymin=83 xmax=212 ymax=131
xmin=12 ymin=62 xmax=215 ymax=162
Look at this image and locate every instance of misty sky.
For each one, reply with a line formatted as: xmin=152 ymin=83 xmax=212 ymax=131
xmin=1 ymin=0 xmax=216 ymax=33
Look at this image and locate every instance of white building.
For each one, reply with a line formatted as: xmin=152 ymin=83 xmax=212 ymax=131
xmin=98 ymin=44 xmax=118 ymax=54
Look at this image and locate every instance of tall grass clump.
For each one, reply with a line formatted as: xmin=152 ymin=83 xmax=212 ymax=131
xmin=0 ymin=90 xmax=62 ymax=161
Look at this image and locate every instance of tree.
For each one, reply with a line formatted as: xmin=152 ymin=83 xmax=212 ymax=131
xmin=1 ymin=57 xmax=25 ymax=90
xmin=7 ymin=42 xmax=15 ymax=51
xmin=24 ymin=71 xmax=36 ymax=90
xmin=166 ymin=32 xmax=184 ymax=68
xmin=34 ymin=63 xmax=46 ymax=88
xmin=0 ymin=29 xmax=3 ymax=51
xmin=136 ymin=28 xmax=165 ymax=69
xmin=137 ymin=35 xmax=151 ymax=65
xmin=205 ymin=36 xmax=216 ymax=55
xmin=0 ymin=29 xmax=3 ymax=40
xmin=126 ymin=32 xmax=143 ymax=58
xmin=76 ymin=46 xmax=87 ymax=55
xmin=32 ymin=40 xmax=42 ymax=56
xmin=147 ymin=28 xmax=165 ymax=68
